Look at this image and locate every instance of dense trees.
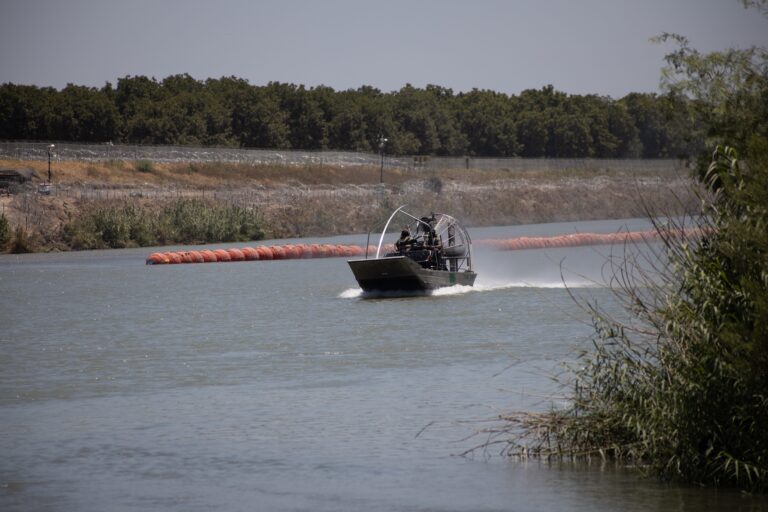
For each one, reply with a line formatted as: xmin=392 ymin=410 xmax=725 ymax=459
xmin=0 ymin=74 xmax=703 ymax=157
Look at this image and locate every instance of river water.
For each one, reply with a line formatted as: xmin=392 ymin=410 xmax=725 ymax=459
xmin=1 ymin=218 xmax=765 ymax=512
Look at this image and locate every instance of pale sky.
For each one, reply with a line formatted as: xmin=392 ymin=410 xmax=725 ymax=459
xmin=1 ymin=0 xmax=765 ymax=98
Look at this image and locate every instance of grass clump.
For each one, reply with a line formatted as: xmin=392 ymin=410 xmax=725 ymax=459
xmin=63 ymin=199 xmax=264 ymax=249
xmin=7 ymin=225 xmax=37 ymax=253
xmin=105 ymin=159 xmax=125 ymax=169
xmin=134 ymin=160 xmax=155 ymax=173
xmin=0 ymin=212 xmax=9 ymax=248
xmin=157 ymin=199 xmax=264 ymax=245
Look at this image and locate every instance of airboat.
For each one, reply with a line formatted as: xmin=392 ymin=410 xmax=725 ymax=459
xmin=348 ymin=206 xmax=477 ymax=292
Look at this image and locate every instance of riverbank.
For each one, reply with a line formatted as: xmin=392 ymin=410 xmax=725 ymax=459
xmin=0 ymin=158 xmax=698 ymax=252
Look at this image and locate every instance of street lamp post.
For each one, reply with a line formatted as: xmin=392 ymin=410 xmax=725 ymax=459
xmin=378 ymin=136 xmax=387 ymax=183
xmin=47 ymin=144 xmax=55 ymax=182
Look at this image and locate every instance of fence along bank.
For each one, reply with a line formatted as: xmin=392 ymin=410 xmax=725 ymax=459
xmin=0 ymin=141 xmax=688 ymax=173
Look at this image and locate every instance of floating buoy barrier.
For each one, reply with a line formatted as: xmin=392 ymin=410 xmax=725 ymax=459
xmin=146 ymin=229 xmax=706 ymax=265
xmin=146 ymin=243 xmax=395 ymax=265
xmin=479 ymin=227 xmax=708 ymax=252
xmin=476 ymin=229 xmax=663 ymax=251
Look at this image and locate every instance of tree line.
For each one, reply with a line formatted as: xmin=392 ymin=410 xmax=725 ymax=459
xmin=0 ymin=76 xmax=704 ymax=158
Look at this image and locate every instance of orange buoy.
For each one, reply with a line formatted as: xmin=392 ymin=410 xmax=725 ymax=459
xmin=200 ymin=250 xmax=217 ymax=262
xmin=146 ymin=252 xmax=168 ymax=265
xmin=242 ymin=247 xmax=260 ymax=261
xmin=213 ymin=249 xmax=231 ymax=262
xmin=294 ymin=244 xmax=307 ymax=258
xmin=227 ymin=248 xmax=246 ymax=261
xmin=282 ymin=245 xmax=299 ymax=259
xmin=321 ymin=244 xmax=337 ymax=257
xmin=270 ymin=246 xmax=285 ymax=260
xmin=296 ymin=244 xmax=310 ymax=259
xmin=255 ymin=246 xmax=273 ymax=260
xmin=165 ymin=252 xmax=182 ymax=264
xmin=348 ymin=245 xmax=364 ymax=256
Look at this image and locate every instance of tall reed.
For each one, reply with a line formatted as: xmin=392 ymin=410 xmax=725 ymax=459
xmin=63 ymin=198 xmax=265 ymax=249
xmin=475 ymin=145 xmax=768 ymax=491
xmin=0 ymin=212 xmax=9 ymax=248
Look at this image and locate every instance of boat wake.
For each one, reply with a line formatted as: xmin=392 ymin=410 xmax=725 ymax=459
xmin=476 ymin=278 xmax=600 ymax=290
xmin=338 ymin=288 xmax=429 ymax=299
xmin=338 ymin=279 xmax=599 ymax=299
xmin=431 ymin=279 xmax=599 ymax=295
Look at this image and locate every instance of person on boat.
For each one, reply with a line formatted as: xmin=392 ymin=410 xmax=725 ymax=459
xmin=429 ymin=231 xmax=442 ymax=250
xmin=395 ymin=228 xmax=413 ymax=251
xmin=425 ymin=231 xmax=442 ymax=269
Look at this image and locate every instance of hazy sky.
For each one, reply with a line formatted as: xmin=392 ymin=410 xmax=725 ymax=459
xmin=1 ymin=0 xmax=765 ymax=98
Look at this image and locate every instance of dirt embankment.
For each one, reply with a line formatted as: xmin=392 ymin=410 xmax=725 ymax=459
xmin=0 ymin=158 xmax=699 ymax=252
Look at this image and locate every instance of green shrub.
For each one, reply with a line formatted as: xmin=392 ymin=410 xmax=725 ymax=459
xmin=134 ymin=160 xmax=154 ymax=173
xmin=62 ymin=199 xmax=265 ymax=249
xmin=8 ymin=226 xmax=36 ymax=253
xmin=425 ymin=176 xmax=443 ymax=194
xmin=62 ymin=220 xmax=101 ymax=250
xmin=0 ymin=213 xmax=9 ymax=249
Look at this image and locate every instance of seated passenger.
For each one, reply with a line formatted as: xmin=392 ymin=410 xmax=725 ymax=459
xmin=395 ymin=229 xmax=413 ymax=251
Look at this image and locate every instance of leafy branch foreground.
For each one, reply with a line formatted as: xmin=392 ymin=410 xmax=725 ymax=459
xmin=468 ymin=145 xmax=768 ymax=491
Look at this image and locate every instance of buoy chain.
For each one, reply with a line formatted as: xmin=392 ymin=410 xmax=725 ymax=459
xmin=146 ymin=228 xmax=708 ymax=265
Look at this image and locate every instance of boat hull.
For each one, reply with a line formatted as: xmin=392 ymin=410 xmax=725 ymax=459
xmin=348 ymin=256 xmax=477 ymax=292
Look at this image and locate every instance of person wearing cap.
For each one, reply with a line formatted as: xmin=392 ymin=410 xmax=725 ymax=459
xmin=395 ymin=228 xmax=413 ymax=251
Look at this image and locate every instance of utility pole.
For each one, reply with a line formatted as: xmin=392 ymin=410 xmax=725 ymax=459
xmin=378 ymin=135 xmax=387 ymax=183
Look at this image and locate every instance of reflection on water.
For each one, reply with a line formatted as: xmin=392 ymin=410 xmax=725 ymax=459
xmin=1 ymin=219 xmax=765 ymax=512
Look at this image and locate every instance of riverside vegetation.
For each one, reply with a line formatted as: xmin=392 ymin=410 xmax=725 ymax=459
xmin=474 ymin=4 xmax=768 ymax=492
xmin=62 ymin=199 xmax=265 ymax=250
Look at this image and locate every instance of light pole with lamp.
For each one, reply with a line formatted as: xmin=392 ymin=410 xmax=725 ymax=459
xmin=378 ymin=136 xmax=387 ymax=183
xmin=47 ymin=144 xmax=55 ymax=183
